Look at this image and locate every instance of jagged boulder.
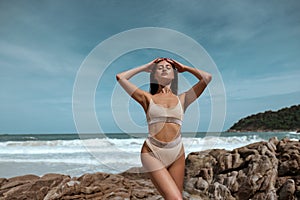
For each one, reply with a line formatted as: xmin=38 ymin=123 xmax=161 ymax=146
xmin=184 ymin=137 xmax=300 ymax=200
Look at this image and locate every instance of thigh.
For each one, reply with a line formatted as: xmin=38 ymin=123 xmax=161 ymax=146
xmin=148 ymin=166 xmax=182 ymax=199
xmin=168 ymin=147 xmax=185 ymax=192
xmin=140 ymin=143 xmax=182 ymax=199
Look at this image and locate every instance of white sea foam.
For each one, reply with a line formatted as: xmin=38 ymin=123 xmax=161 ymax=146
xmin=1 ymin=132 xmax=298 ymax=177
xmin=0 ymin=136 xmax=264 ymax=160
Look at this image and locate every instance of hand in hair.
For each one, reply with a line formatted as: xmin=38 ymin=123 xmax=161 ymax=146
xmin=166 ymin=58 xmax=186 ymax=73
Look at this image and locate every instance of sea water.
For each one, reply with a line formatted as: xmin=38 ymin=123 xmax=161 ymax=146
xmin=0 ymin=132 xmax=299 ymax=178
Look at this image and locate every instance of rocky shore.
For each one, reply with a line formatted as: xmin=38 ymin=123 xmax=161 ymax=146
xmin=1 ymin=137 xmax=300 ymax=200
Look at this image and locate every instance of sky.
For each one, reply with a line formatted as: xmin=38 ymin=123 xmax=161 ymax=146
xmin=0 ymin=0 xmax=299 ymax=134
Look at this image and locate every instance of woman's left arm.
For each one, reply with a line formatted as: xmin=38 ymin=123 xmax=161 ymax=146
xmin=170 ymin=59 xmax=212 ymax=110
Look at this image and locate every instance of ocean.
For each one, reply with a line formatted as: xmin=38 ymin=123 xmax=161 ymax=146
xmin=0 ymin=132 xmax=299 ymax=178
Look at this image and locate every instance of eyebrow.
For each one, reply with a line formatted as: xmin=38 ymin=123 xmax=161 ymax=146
xmin=157 ymin=63 xmax=171 ymax=67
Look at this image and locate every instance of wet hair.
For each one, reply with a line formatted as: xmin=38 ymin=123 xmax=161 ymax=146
xmin=149 ymin=60 xmax=178 ymax=95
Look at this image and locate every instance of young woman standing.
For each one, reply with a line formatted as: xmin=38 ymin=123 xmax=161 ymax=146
xmin=116 ymin=58 xmax=212 ymax=199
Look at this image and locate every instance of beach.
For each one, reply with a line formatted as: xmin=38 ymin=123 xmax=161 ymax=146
xmin=1 ymin=132 xmax=298 ymax=178
xmin=1 ymin=135 xmax=300 ymax=199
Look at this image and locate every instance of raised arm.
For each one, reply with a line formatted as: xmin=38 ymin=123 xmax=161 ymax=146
xmin=169 ymin=59 xmax=212 ymax=110
xmin=116 ymin=59 xmax=157 ymax=111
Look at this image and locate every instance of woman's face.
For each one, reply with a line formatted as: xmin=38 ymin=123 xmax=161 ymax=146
xmin=154 ymin=60 xmax=174 ymax=85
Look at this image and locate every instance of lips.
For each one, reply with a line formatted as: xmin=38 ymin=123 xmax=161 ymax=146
xmin=161 ymin=72 xmax=168 ymax=76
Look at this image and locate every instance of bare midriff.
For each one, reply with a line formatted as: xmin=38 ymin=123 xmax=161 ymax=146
xmin=148 ymin=122 xmax=181 ymax=142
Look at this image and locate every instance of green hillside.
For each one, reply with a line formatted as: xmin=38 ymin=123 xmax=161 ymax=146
xmin=228 ymin=105 xmax=300 ymax=132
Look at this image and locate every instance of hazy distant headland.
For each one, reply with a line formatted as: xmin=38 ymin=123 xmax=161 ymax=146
xmin=227 ymin=105 xmax=300 ymax=132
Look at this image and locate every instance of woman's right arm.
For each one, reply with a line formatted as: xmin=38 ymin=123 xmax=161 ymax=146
xmin=116 ymin=59 xmax=156 ymax=110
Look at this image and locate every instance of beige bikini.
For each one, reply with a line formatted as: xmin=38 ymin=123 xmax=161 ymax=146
xmin=143 ymin=96 xmax=184 ymax=168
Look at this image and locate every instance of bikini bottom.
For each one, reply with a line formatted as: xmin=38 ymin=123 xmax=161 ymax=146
xmin=141 ymin=135 xmax=183 ymax=171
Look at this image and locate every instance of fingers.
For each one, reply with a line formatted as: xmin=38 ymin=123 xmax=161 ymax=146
xmin=153 ymin=57 xmax=174 ymax=63
xmin=154 ymin=57 xmax=163 ymax=63
xmin=165 ymin=58 xmax=174 ymax=64
xmin=149 ymin=58 xmax=185 ymax=72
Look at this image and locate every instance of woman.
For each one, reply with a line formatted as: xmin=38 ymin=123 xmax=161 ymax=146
xmin=116 ymin=58 xmax=212 ymax=199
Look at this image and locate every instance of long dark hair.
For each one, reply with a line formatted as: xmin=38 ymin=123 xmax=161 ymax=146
xmin=149 ymin=61 xmax=178 ymax=95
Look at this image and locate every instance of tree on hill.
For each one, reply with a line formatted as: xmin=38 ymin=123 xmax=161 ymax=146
xmin=228 ymin=105 xmax=300 ymax=132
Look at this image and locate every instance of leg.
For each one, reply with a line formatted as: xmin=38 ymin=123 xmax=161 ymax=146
xmin=141 ymin=143 xmax=183 ymax=200
xmin=148 ymin=167 xmax=183 ymax=200
xmin=168 ymin=147 xmax=185 ymax=192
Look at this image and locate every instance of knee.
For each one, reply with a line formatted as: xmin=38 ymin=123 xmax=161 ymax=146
xmin=176 ymin=194 xmax=183 ymax=200
xmin=172 ymin=196 xmax=183 ymax=200
xmin=173 ymin=196 xmax=182 ymax=200
xmin=166 ymin=193 xmax=182 ymax=200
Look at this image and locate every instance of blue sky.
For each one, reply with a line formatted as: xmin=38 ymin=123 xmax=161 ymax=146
xmin=0 ymin=0 xmax=299 ymax=134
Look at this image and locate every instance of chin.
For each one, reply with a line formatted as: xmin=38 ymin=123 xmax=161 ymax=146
xmin=158 ymin=80 xmax=172 ymax=86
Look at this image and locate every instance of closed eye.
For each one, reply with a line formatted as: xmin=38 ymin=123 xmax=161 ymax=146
xmin=157 ymin=64 xmax=172 ymax=70
xmin=157 ymin=66 xmax=164 ymax=70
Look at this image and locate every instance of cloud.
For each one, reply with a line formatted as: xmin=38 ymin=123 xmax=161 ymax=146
xmin=1 ymin=0 xmax=300 ymax=133
xmin=226 ymin=71 xmax=300 ymax=101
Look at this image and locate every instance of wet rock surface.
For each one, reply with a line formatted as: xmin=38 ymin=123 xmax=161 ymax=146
xmin=0 ymin=171 xmax=161 ymax=200
xmin=1 ymin=137 xmax=300 ymax=199
xmin=184 ymin=137 xmax=300 ymax=200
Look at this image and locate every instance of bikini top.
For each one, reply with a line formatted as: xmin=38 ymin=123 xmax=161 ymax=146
xmin=147 ymin=96 xmax=184 ymax=126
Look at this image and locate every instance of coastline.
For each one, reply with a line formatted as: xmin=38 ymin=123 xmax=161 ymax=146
xmin=1 ymin=137 xmax=300 ymax=199
xmin=3 ymin=131 xmax=295 ymax=179
xmin=227 ymin=129 xmax=300 ymax=133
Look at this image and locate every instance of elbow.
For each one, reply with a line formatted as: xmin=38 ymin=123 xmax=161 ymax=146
xmin=116 ymin=74 xmax=121 ymax=81
xmin=116 ymin=72 xmax=129 ymax=82
xmin=205 ymin=73 xmax=212 ymax=84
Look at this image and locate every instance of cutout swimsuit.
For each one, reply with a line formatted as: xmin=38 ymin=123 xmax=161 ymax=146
xmin=143 ymin=96 xmax=184 ymax=169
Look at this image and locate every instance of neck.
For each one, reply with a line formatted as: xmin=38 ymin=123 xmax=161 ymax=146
xmin=157 ymin=84 xmax=172 ymax=94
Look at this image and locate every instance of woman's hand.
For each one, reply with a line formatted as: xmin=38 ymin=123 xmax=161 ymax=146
xmin=144 ymin=58 xmax=161 ymax=73
xmin=144 ymin=58 xmax=158 ymax=73
xmin=167 ymin=58 xmax=186 ymax=73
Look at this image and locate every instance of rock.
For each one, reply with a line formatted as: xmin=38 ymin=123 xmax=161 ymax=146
xmin=42 ymin=172 xmax=160 ymax=200
xmin=278 ymin=179 xmax=295 ymax=200
xmin=1 ymin=138 xmax=300 ymax=199
xmin=184 ymin=137 xmax=300 ymax=199
xmin=277 ymin=139 xmax=300 ymax=176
